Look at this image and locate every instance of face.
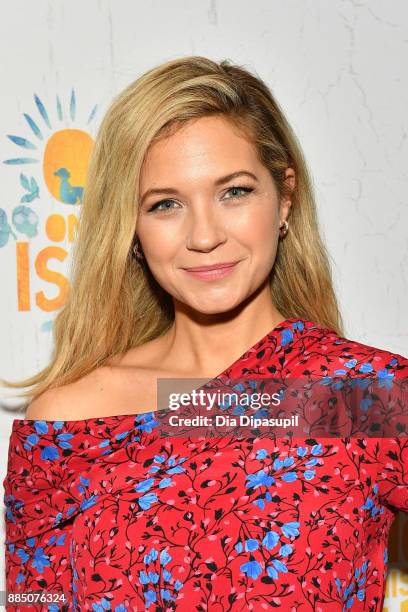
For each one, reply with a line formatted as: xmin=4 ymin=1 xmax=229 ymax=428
xmin=136 ymin=115 xmax=294 ymax=315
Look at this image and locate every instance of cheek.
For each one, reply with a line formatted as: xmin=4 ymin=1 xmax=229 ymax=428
xmin=240 ymin=208 xmax=280 ymax=267
xmin=138 ymin=222 xmax=179 ymax=261
xmin=228 ymin=204 xmax=277 ymax=244
xmin=226 ymin=195 xmax=278 ymax=228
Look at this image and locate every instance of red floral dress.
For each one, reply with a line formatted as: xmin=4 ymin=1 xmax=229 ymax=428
xmin=3 ymin=317 xmax=408 ymax=611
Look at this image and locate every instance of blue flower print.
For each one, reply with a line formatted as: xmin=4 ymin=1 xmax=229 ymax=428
xmin=161 ymin=588 xmax=176 ymax=601
xmin=17 ymin=548 xmax=29 ymax=563
xmin=244 ymin=538 xmax=259 ymax=552
xmin=360 ymin=483 xmax=384 ymax=518
xmin=80 ymin=494 xmax=99 ymax=511
xmin=115 ymin=429 xmax=129 ymax=441
xmin=360 ymin=397 xmax=372 ymax=411
xmin=281 ymin=471 xmax=297 ymax=482
xmin=139 ymin=569 xmax=159 ymax=586
xmin=40 ymin=446 xmax=60 ymax=461
xmin=240 ymin=559 xmax=262 ymax=579
xmin=55 ymin=431 xmax=74 ymax=450
xmin=266 ymin=558 xmax=288 ymax=580
xmin=335 ymin=559 xmax=368 ymax=609
xmin=144 ymin=547 xmax=158 ymax=564
xmin=273 ymin=456 xmax=294 ymax=469
xmin=235 ymin=521 xmax=298 ymax=584
xmin=144 ymin=589 xmax=156 ymax=609
xmin=21 ymin=419 xmax=78 ymax=458
xmin=77 ymin=475 xmax=91 ymax=496
xmin=165 ymin=456 xmax=187 ymax=475
xmin=52 ymin=421 xmax=65 ymax=430
xmin=136 ymin=477 xmax=155 ymax=493
xmin=303 ymin=470 xmax=316 ymax=480
xmin=139 ymin=570 xmax=150 ymax=585
xmin=281 ymin=328 xmax=293 ymax=347
xmin=138 ymin=492 xmax=158 ymax=510
xmin=281 ymin=522 xmax=300 ymax=538
xmin=139 ymin=546 xmax=183 ymax=605
xmin=377 ymin=368 xmax=394 ymax=389
xmin=311 ymin=444 xmax=323 ymax=455
xmin=359 ymin=362 xmax=373 ymax=373
xmin=34 ymin=421 xmax=49 ymax=435
xmin=279 ymin=544 xmax=293 ymax=556
xmin=158 ymin=477 xmax=173 ymax=488
xmin=31 ymin=547 xmax=51 ymax=573
xmin=134 ymin=413 xmax=160 ymax=434
xmin=91 ymin=597 xmax=111 ymax=611
xmin=93 ymin=597 xmax=120 ymax=611
xmin=160 ymin=549 xmax=172 ymax=566
xmin=147 ymin=454 xmax=187 ymax=478
xmin=134 ymin=463 xmax=177 ymax=507
xmin=247 ymin=443 xmax=325 ymax=515
xmin=246 ymin=468 xmax=275 ymax=489
xmin=252 ymin=490 xmax=272 ymax=510
xmin=262 ymin=530 xmax=280 ymax=550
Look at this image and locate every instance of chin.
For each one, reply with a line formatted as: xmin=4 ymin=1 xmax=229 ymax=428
xmin=187 ymin=298 xmax=242 ymax=315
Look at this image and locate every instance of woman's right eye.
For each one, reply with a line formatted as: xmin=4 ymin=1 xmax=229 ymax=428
xmin=148 ymin=200 xmax=178 ymax=214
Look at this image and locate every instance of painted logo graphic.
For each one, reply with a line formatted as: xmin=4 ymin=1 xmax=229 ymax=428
xmin=2 ymin=89 xmax=96 ymax=329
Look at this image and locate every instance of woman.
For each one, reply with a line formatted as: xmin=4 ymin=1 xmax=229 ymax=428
xmin=2 ymin=56 xmax=407 ymax=611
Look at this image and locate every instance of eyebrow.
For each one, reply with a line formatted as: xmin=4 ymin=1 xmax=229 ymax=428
xmin=139 ymin=170 xmax=258 ymax=205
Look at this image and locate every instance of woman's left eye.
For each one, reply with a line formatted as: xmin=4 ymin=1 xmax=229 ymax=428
xmin=224 ymin=185 xmax=254 ymax=199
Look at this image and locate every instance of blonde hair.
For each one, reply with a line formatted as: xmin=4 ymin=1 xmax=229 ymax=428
xmin=1 ymin=55 xmax=344 ymax=401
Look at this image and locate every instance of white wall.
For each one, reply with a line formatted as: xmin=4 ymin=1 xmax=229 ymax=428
xmin=0 ymin=0 xmax=407 ymax=607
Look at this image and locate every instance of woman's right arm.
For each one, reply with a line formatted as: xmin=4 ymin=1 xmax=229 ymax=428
xmin=4 ymin=390 xmax=76 ymax=611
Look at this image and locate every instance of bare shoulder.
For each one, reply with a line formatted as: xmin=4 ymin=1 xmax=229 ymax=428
xmin=24 ymin=367 xmax=116 ymax=421
xmin=24 ymin=336 xmax=171 ymax=421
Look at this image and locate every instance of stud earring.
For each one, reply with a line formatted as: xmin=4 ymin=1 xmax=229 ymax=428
xmin=132 ymin=237 xmax=145 ymax=262
xmin=279 ymin=220 xmax=289 ymax=238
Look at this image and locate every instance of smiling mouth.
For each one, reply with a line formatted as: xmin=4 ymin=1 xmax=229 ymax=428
xmin=182 ymin=261 xmax=241 ymax=272
xmin=182 ymin=261 xmax=241 ymax=281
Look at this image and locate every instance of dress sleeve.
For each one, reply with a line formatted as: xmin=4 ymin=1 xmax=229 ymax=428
xmin=375 ymin=350 xmax=408 ymax=513
xmin=376 ymin=438 xmax=408 ymax=513
xmin=3 ymin=423 xmax=73 ymax=612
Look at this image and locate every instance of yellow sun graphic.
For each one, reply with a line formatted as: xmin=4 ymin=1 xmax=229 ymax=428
xmin=4 ymin=89 xmax=96 ymax=205
xmin=44 ymin=129 xmax=93 ymax=203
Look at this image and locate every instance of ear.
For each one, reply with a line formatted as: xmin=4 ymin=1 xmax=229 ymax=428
xmin=279 ymin=167 xmax=295 ymax=221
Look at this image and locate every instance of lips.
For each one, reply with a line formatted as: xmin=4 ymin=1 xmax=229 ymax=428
xmin=183 ymin=261 xmax=239 ymax=272
xmin=182 ymin=261 xmax=241 ymax=282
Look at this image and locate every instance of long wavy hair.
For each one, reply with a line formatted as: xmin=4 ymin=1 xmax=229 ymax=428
xmin=1 ymin=55 xmax=344 ymax=401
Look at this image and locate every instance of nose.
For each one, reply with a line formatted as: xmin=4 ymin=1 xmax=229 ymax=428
xmin=185 ymin=201 xmax=228 ymax=252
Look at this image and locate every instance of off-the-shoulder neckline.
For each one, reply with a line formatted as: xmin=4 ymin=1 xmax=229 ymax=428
xmin=12 ymin=317 xmax=308 ymax=428
xmin=12 ymin=410 xmax=155 ymax=427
